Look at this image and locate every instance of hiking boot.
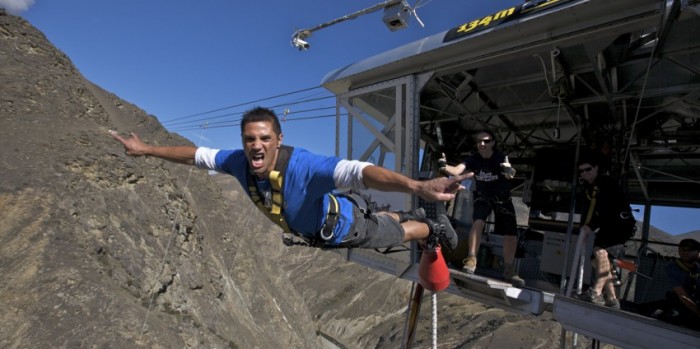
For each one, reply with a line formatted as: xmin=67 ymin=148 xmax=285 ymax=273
xmin=605 ymin=296 xmax=621 ymax=310
xmin=503 ymin=265 xmax=525 ymax=287
xmin=576 ymin=289 xmax=605 ymax=306
xmin=397 ymin=207 xmax=426 ymax=223
xmin=462 ymin=255 xmax=477 ymax=274
xmin=424 ymin=214 xmax=458 ymax=251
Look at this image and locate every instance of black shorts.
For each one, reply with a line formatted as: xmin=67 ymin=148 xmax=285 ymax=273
xmin=594 ymin=228 xmax=629 ymax=249
xmin=337 ymin=198 xmax=405 ymax=249
xmin=472 ymin=195 xmax=517 ymax=236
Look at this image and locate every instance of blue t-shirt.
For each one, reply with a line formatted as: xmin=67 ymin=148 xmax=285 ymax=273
xmin=211 ymin=147 xmax=354 ymax=244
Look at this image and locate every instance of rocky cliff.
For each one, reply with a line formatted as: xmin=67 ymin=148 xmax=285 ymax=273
xmin=0 ymin=12 xmax=322 ymax=348
xmin=1 ymin=11 xmax=569 ymax=349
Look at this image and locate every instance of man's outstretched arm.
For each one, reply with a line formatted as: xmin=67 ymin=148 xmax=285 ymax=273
xmin=361 ymin=165 xmax=473 ymax=202
xmin=671 ymin=285 xmax=700 ymax=318
xmin=109 ymin=130 xmax=197 ymax=165
xmin=438 ymin=153 xmax=466 ymax=176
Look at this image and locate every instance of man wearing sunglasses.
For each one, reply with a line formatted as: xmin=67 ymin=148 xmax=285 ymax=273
xmin=576 ymin=154 xmax=635 ymax=309
xmin=439 ymin=130 xmax=524 ymax=287
xmin=662 ymin=238 xmax=700 ymax=328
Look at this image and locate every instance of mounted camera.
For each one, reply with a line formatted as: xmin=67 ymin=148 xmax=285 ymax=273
xmin=292 ymin=37 xmax=310 ymax=51
xmin=291 ymin=30 xmax=312 ymax=51
xmin=382 ymin=1 xmax=410 ymax=31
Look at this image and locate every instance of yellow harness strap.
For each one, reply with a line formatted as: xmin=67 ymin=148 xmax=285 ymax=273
xmin=584 ymin=185 xmax=598 ymax=225
xmin=246 ymin=145 xmax=340 ymax=244
xmin=269 ymin=170 xmax=284 ymax=215
xmin=247 ymin=145 xmax=294 ymax=234
xmin=248 ymin=169 xmax=291 ymax=234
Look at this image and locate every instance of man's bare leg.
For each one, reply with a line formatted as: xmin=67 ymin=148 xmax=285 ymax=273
xmin=462 ymin=219 xmax=485 ymax=273
xmin=502 ymin=235 xmax=525 ymax=286
xmin=375 ymin=211 xmax=457 ymax=250
xmin=592 ymin=248 xmax=612 ymax=295
xmin=469 ymin=219 xmax=486 ymax=256
xmin=503 ymin=235 xmax=517 ymax=266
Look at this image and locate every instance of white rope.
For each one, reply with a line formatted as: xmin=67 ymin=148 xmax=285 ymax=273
xmin=139 ymin=164 xmax=196 ymax=341
xmin=138 ymin=126 xmax=207 ymax=342
xmin=211 ymin=205 xmax=255 ymax=322
xmin=431 ymin=292 xmax=437 ymax=349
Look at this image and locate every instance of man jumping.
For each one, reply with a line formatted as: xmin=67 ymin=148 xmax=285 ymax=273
xmin=110 ymin=106 xmax=471 ymax=251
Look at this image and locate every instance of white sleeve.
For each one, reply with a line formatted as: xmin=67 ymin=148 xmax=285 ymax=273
xmin=333 ymin=159 xmax=373 ymax=190
xmin=194 ymin=147 xmax=220 ymax=170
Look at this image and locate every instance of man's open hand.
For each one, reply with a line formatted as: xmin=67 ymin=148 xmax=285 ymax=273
xmin=109 ymin=130 xmax=150 ymax=156
xmin=416 ymin=172 xmax=473 ymax=202
xmin=500 ymin=155 xmax=516 ymax=179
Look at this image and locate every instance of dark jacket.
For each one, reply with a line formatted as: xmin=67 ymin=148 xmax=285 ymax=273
xmin=580 ymin=175 xmax=634 ymax=247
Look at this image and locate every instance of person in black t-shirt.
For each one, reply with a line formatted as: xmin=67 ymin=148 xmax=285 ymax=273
xmin=440 ymin=130 xmax=524 ymax=286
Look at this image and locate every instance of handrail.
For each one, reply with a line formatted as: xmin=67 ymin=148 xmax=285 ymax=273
xmin=565 ymin=231 xmax=589 ymax=297
xmin=622 ymin=245 xmax=660 ymax=302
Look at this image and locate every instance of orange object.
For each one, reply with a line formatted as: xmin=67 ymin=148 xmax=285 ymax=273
xmin=614 ymin=258 xmax=637 ymax=272
xmin=418 ymin=246 xmax=450 ymax=291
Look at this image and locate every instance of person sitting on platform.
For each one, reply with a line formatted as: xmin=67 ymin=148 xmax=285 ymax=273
xmin=663 ymin=238 xmax=700 ymax=329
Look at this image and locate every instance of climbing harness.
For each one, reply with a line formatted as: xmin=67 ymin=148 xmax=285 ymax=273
xmin=475 ymin=193 xmax=513 ymax=208
xmin=584 ymin=185 xmax=598 ymax=225
xmin=247 ymin=145 xmax=294 ymax=234
xmin=246 ymin=145 xmax=341 ymax=247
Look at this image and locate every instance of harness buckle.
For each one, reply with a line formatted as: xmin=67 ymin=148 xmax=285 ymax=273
xmin=319 ymin=194 xmax=340 ymax=241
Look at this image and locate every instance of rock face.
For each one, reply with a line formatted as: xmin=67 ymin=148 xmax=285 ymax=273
xmin=0 ymin=12 xmax=321 ymax=348
xmin=1 ymin=11 xmax=573 ymax=349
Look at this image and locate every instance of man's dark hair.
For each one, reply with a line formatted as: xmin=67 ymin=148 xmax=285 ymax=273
xmin=577 ymin=150 xmax=600 ymax=167
xmin=472 ymin=129 xmax=498 ymax=151
xmin=473 ymin=129 xmax=496 ymax=141
xmin=241 ymin=107 xmax=282 ymax=136
xmin=679 ymin=238 xmax=700 ymax=251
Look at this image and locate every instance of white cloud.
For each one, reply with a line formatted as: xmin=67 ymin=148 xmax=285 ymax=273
xmin=0 ymin=0 xmax=35 ymax=14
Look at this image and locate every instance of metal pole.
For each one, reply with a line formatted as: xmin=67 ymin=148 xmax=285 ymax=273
xmin=401 ymin=283 xmax=424 ymax=349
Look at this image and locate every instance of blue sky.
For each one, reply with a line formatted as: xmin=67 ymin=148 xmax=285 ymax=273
xmin=18 ymin=0 xmax=527 ymax=155
xmin=9 ymin=0 xmax=697 ymax=235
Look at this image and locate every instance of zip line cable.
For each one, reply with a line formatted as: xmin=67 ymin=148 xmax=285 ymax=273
xmin=161 ymin=85 xmax=325 ymax=124
xmin=170 ymin=106 xmax=335 ymax=131
xmin=279 ymin=89 xmax=333 ymax=119
xmin=164 ymin=95 xmax=335 ymax=127
xmin=169 ymin=112 xmax=347 ymax=132
xmin=169 ymin=113 xmax=345 ymax=132
xmin=168 ymin=106 xmax=337 ymax=130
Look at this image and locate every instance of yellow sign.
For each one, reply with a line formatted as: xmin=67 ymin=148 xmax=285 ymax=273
xmin=444 ymin=0 xmax=571 ymax=43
